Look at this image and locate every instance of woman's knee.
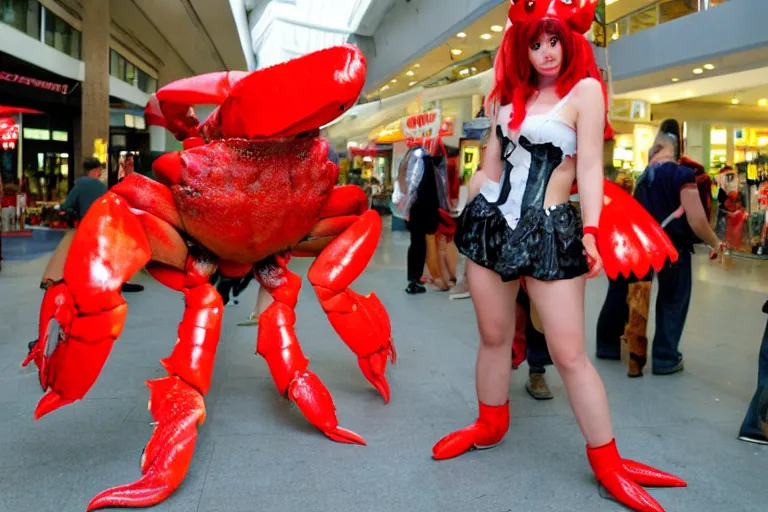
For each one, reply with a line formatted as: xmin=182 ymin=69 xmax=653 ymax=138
xmin=478 ymin=323 xmax=511 ymax=349
xmin=549 ymin=338 xmax=589 ymax=374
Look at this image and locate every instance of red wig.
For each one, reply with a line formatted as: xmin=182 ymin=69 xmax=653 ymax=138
xmin=488 ymin=17 xmax=613 ymax=140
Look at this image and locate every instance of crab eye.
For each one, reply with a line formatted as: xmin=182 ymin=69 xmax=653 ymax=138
xmin=524 ymin=0 xmax=537 ymax=12
xmin=558 ymin=0 xmax=574 ymax=4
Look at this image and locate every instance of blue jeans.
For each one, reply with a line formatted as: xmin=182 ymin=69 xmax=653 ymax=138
xmin=739 ymin=309 xmax=768 ymax=438
xmin=652 ymin=249 xmax=692 ymax=371
xmin=596 ymin=249 xmax=692 ymax=369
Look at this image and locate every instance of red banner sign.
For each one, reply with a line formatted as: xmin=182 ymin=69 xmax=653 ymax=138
xmin=0 ymin=71 xmax=70 ymax=94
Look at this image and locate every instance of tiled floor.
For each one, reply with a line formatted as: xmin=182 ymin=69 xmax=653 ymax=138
xmin=0 ymin=223 xmax=765 ymax=512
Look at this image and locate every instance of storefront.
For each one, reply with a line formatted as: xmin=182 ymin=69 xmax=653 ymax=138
xmin=0 ymin=51 xmax=80 ymax=199
xmin=707 ymin=125 xmax=768 ymax=258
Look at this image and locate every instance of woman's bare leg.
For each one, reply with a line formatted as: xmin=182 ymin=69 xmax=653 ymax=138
xmin=41 ymin=229 xmax=75 ymax=285
xmin=524 ymin=276 xmax=613 ymax=447
xmin=469 ymin=260 xmax=520 ymax=405
xmin=432 ymin=260 xmax=519 ymax=459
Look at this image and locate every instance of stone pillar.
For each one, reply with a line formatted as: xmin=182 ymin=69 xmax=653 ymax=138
xmin=726 ymin=125 xmax=735 ymax=167
xmin=80 ymin=0 xmax=110 ymax=180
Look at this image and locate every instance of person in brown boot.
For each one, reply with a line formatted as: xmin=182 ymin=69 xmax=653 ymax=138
xmin=515 ymin=281 xmax=554 ymax=400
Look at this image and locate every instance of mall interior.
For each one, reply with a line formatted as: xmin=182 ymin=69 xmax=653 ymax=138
xmin=0 ymin=1 xmax=766 ymax=511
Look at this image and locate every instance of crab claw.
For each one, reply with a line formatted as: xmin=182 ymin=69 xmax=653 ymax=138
xmin=587 ymin=439 xmax=687 ymax=512
xmin=87 ymin=376 xmax=206 ymax=511
xmin=198 ymin=44 xmax=367 ymax=141
xmin=23 ymin=280 xmax=128 ymax=420
xmin=358 ymin=341 xmax=397 ymax=404
xmin=288 ymin=371 xmax=366 ymax=445
xmin=571 ymin=180 xmax=678 ymax=280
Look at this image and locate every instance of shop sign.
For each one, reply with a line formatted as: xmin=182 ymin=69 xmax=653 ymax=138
xmin=0 ymin=71 xmax=71 ymax=95
xmin=403 ymin=109 xmax=442 ymax=142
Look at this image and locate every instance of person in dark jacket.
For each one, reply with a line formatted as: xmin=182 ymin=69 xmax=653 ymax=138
xmin=405 ymin=153 xmax=441 ymax=294
xmin=596 ymin=120 xmax=723 ymax=376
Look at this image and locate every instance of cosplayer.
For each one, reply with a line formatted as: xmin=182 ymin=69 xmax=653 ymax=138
xmin=432 ymin=2 xmax=686 ymax=512
xmin=21 ymin=45 xmax=394 ymax=510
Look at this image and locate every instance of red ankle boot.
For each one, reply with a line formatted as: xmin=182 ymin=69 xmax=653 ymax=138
xmin=587 ymin=439 xmax=687 ymax=512
xmin=432 ymin=401 xmax=509 ymax=460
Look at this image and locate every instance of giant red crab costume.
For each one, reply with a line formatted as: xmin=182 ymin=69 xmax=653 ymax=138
xmin=22 ymin=44 xmax=394 ymax=510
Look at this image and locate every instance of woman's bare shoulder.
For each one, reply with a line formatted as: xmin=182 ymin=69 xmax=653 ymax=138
xmin=573 ymin=77 xmax=603 ymax=100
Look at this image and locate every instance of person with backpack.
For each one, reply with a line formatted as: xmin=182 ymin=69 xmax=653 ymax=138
xmin=596 ymin=119 xmax=724 ymax=376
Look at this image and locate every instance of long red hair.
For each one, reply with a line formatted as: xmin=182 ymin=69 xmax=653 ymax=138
xmin=488 ymin=17 xmax=613 ymax=140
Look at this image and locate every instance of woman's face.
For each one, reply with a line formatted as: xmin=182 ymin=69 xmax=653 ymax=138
xmin=528 ymin=31 xmax=563 ymax=79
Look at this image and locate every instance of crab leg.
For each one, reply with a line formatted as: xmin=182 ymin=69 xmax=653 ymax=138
xmin=88 ymin=257 xmax=222 ymax=511
xmin=21 ymin=192 xmax=152 ymax=418
xmin=307 ymin=209 xmax=395 ymax=403
xmin=255 ymin=255 xmax=365 ymax=445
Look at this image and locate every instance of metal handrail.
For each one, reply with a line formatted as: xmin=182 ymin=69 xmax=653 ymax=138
xmin=606 ymin=0 xmax=723 ymax=25
xmin=601 ymin=0 xmax=728 ymax=43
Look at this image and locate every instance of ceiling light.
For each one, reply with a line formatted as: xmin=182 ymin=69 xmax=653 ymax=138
xmin=704 ymin=63 xmax=715 ymax=70
xmin=480 ymin=33 xmax=492 ymax=40
xmin=693 ymin=68 xmax=703 ymax=74
xmin=451 ymin=49 xmax=463 ymax=56
xmin=456 ymin=32 xmax=467 ymax=38
xmin=671 ymin=77 xmax=680 ymax=82
xmin=759 ymin=98 xmax=768 ymax=107
xmin=652 ymin=94 xmax=661 ymax=103
xmin=413 ymin=63 xmax=420 ymax=68
xmin=409 ymin=81 xmax=418 ymax=87
xmin=611 ymin=33 xmax=619 ymax=40
xmin=381 ymin=85 xmax=389 ymax=91
xmin=406 ymin=70 xmax=415 ymax=77
xmin=390 ymin=79 xmax=397 ymax=83
xmin=459 ymin=68 xmax=470 ymax=76
xmin=684 ymin=90 xmax=694 ymax=97
xmin=491 ymin=25 xmax=503 ymax=32
xmin=731 ymin=97 xmax=740 ymax=105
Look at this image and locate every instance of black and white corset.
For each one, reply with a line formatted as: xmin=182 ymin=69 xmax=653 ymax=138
xmin=479 ymin=94 xmax=578 ymax=231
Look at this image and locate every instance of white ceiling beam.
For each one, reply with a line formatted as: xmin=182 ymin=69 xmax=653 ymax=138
xmin=615 ymin=66 xmax=768 ymax=104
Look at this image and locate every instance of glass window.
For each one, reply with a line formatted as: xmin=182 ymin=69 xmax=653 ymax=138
xmin=110 ymin=49 xmax=120 ymax=77
xmin=117 ymin=55 xmax=126 ymax=81
xmin=43 ymin=7 xmax=81 ymax=59
xmin=125 ymin=62 xmax=136 ymax=87
xmin=0 ymin=0 xmax=40 ymax=38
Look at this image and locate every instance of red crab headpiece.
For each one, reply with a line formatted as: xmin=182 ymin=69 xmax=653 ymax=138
xmin=508 ymin=0 xmax=597 ymax=34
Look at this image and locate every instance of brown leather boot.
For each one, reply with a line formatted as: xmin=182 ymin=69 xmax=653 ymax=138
xmin=525 ymin=373 xmax=553 ymax=400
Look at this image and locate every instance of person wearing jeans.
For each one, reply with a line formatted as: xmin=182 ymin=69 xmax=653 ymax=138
xmin=596 ymin=120 xmax=723 ymax=376
xmin=739 ymin=300 xmax=768 ymax=445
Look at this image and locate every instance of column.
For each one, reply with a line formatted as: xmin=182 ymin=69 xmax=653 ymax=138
xmin=80 ymin=0 xmax=110 ymax=181
xmin=726 ymin=125 xmax=735 ymax=166
xmin=683 ymin=121 xmax=711 ymax=168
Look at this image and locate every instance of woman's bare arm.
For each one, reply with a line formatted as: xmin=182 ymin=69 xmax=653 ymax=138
xmin=680 ymin=187 xmax=722 ymax=249
xmin=575 ymin=78 xmax=605 ymax=230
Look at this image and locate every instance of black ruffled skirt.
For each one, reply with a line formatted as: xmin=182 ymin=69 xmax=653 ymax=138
xmin=455 ymin=194 xmax=589 ymax=282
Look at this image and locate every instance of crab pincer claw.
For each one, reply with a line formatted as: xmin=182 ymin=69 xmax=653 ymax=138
xmin=87 ymin=377 xmax=206 ymax=511
xmin=358 ymin=342 xmax=396 ymax=404
xmin=288 ymin=371 xmax=366 ymax=446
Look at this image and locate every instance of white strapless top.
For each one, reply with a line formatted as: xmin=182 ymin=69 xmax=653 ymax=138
xmin=480 ymin=90 xmax=577 ymax=230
